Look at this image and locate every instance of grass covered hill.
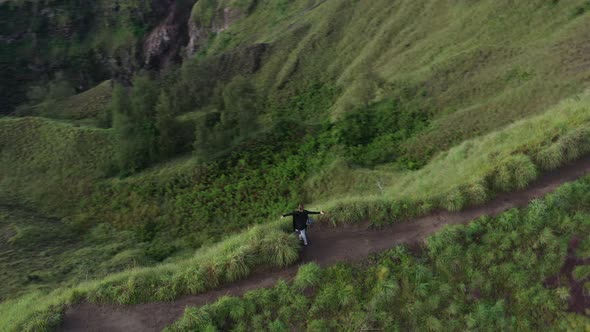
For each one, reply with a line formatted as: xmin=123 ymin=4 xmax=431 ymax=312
xmin=1 ymin=0 xmax=590 ymax=330
xmin=3 ymin=0 xmax=590 ymax=237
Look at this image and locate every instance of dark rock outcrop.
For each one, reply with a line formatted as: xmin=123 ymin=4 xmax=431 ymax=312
xmin=143 ymin=1 xmax=192 ymax=69
xmin=186 ymin=6 xmax=242 ymax=57
xmin=0 ymin=0 xmax=261 ymax=114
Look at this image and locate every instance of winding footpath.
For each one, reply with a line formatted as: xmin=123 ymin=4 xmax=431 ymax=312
xmin=58 ymin=156 xmax=590 ymax=332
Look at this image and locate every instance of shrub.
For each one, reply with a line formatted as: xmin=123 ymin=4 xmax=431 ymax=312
xmin=309 ymin=282 xmax=355 ymax=316
xmin=535 ymin=144 xmax=565 ymax=170
xmin=366 ymin=199 xmax=392 ymax=225
xmin=307 ymin=319 xmax=331 ymax=332
xmin=293 ymin=263 xmax=322 ymax=290
xmin=209 ymin=295 xmax=241 ymax=323
xmin=559 ymin=127 xmax=590 ymax=161
xmin=535 ymin=128 xmax=590 ymax=170
xmin=221 ymin=244 xmax=256 ymax=282
xmin=463 ymin=181 xmax=489 ymax=205
xmin=329 ymin=200 xmax=369 ymax=224
xmin=268 ymin=319 xmax=288 ymax=332
xmin=368 ymin=280 xmax=399 ymax=311
xmin=175 ymin=267 xmax=205 ymax=294
xmin=145 ymin=239 xmax=177 ymax=262
xmin=389 ymin=199 xmax=419 ymax=222
xmin=441 ymin=187 xmax=466 ymax=212
xmin=492 ymin=154 xmax=537 ymax=191
xmin=20 ymin=305 xmax=64 ymax=332
xmin=154 ymin=273 xmax=183 ymax=301
xmin=334 ymin=97 xmax=430 ymax=167
xmin=259 ymin=230 xmax=300 ymax=267
xmin=165 ymin=306 xmax=213 ymax=332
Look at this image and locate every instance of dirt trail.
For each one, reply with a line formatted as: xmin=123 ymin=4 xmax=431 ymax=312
xmin=58 ymin=156 xmax=590 ymax=332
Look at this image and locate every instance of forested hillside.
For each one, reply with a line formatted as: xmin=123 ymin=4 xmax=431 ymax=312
xmin=0 ymin=0 xmax=589 ymax=330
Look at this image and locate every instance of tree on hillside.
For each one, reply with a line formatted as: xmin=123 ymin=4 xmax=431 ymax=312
xmin=130 ymin=76 xmax=159 ymax=120
xmin=111 ymin=84 xmax=139 ymax=172
xmin=177 ymin=57 xmax=214 ymax=112
xmin=111 ymin=76 xmax=160 ymax=173
xmin=131 ymin=75 xmax=159 ymax=166
xmin=194 ymin=112 xmax=224 ymax=157
xmin=222 ymin=75 xmax=258 ymax=137
xmin=155 ymin=91 xmax=176 ymax=159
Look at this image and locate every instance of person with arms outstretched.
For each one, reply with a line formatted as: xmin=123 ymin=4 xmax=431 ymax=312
xmin=281 ymin=203 xmax=325 ymax=246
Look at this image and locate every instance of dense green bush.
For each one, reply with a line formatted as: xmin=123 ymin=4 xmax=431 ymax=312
xmin=334 ymin=97 xmax=430 ymax=167
xmin=111 ymin=76 xmax=189 ymax=174
xmin=293 ymin=262 xmax=322 ymax=290
xmin=111 ymin=79 xmax=157 ymax=173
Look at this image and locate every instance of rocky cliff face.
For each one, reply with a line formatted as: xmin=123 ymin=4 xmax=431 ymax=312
xmin=0 ymin=0 xmax=251 ymax=114
xmin=142 ymin=0 xmax=193 ymax=69
xmin=186 ymin=6 xmax=242 ymax=57
xmin=142 ymin=1 xmax=248 ymax=71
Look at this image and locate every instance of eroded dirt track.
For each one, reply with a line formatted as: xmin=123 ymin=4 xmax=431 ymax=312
xmin=58 ymin=156 xmax=590 ymax=332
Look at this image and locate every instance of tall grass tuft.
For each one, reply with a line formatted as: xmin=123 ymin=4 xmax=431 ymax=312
xmin=366 ymin=199 xmax=393 ymax=225
xmin=259 ymin=230 xmax=300 ymax=267
xmin=535 ymin=144 xmax=565 ymax=171
xmin=464 ymin=181 xmax=489 ymax=206
xmin=175 ymin=267 xmax=205 ymax=294
xmin=328 ymin=199 xmax=370 ymax=224
xmin=492 ymin=154 xmax=538 ymax=191
xmin=560 ymin=127 xmax=590 ymax=161
xmin=222 ymin=244 xmax=256 ymax=282
xmin=293 ymin=263 xmax=322 ymax=290
xmin=368 ymin=280 xmax=399 ymax=311
xmin=20 ymin=305 xmax=64 ymax=332
xmin=389 ymin=199 xmax=419 ymax=222
xmin=154 ymin=273 xmax=185 ymax=301
xmin=441 ymin=187 xmax=466 ymax=212
xmin=165 ymin=306 xmax=213 ymax=332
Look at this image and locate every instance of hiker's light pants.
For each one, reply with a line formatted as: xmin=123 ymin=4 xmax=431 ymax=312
xmin=297 ymin=229 xmax=308 ymax=244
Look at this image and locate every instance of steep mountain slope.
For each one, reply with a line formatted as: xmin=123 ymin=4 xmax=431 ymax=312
xmin=1 ymin=0 xmax=590 ymax=330
xmin=3 ymin=0 xmax=590 ymax=221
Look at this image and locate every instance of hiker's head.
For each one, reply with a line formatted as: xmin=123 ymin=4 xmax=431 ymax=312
xmin=298 ymin=203 xmax=304 ymax=211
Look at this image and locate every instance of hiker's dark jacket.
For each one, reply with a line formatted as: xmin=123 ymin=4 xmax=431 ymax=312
xmin=283 ymin=210 xmax=320 ymax=231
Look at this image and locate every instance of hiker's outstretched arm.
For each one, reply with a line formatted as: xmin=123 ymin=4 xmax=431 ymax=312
xmin=282 ymin=212 xmax=294 ymax=217
xmin=306 ymin=210 xmax=321 ymax=215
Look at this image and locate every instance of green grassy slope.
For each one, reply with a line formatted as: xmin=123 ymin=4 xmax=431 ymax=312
xmin=22 ymin=80 xmax=113 ymax=126
xmin=0 ymin=202 xmax=164 ymax=301
xmin=315 ymin=91 xmax=590 ymax=222
xmin=217 ymin=0 xmax=590 ymax=156
xmin=0 ymin=117 xmax=113 ymax=212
